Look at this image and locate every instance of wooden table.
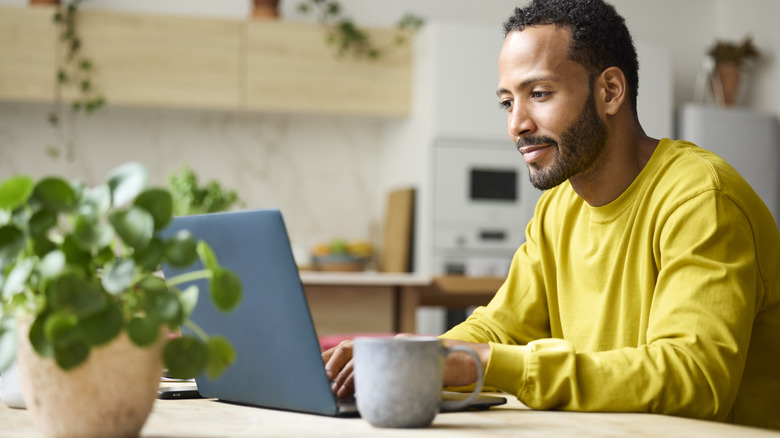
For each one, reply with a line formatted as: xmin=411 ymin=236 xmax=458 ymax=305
xmin=300 ymin=272 xmax=504 ymax=335
xmin=2 ymin=393 xmax=778 ymax=437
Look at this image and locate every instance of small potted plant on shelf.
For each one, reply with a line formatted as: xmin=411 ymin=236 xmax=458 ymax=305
xmin=0 ymin=162 xmax=242 ymax=438
xmin=706 ymin=36 xmax=761 ymax=107
xmin=167 ymin=164 xmax=243 ymax=217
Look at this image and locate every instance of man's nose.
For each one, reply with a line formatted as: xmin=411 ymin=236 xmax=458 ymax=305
xmin=508 ymin=104 xmax=535 ymax=138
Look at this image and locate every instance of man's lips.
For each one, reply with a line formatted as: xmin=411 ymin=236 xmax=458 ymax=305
xmin=518 ymin=144 xmax=553 ymax=164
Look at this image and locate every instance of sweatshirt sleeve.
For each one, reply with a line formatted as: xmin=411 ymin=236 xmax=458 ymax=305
xmin=446 ymin=191 xmax=759 ymax=421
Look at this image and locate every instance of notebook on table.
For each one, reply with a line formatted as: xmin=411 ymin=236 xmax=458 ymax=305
xmin=160 ymin=209 xmax=506 ymax=417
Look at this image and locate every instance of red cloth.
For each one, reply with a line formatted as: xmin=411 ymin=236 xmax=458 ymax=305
xmin=318 ymin=333 xmax=397 ymax=351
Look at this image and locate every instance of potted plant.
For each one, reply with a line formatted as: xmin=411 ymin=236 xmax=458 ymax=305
xmin=0 ymin=162 xmax=242 ymax=438
xmin=167 ymin=164 xmax=243 ymax=217
xmin=706 ymin=36 xmax=761 ymax=107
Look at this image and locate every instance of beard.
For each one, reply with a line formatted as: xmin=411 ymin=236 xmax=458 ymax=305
xmin=518 ymin=90 xmax=609 ymax=191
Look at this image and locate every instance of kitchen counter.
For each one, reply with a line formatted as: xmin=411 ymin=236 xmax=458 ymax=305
xmin=299 ymin=272 xmax=502 ymax=335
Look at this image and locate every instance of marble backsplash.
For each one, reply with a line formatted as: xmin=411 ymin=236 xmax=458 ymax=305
xmin=0 ymin=102 xmax=391 ymax=264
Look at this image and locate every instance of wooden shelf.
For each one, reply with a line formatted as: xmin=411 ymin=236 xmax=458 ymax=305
xmin=0 ymin=5 xmax=411 ymax=117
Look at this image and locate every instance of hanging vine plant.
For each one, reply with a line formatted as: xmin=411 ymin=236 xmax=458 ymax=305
xmin=47 ymin=0 xmax=106 ymax=161
xmin=296 ymin=0 xmax=424 ymax=60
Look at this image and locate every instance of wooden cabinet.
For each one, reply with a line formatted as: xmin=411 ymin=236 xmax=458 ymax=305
xmin=0 ymin=5 xmax=411 ymax=116
xmin=0 ymin=6 xmax=56 ymax=102
xmin=76 ymin=9 xmax=242 ymax=109
xmin=245 ymin=20 xmax=410 ymax=116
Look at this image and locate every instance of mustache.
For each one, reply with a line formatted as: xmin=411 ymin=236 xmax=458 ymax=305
xmin=516 ymin=136 xmax=558 ymax=152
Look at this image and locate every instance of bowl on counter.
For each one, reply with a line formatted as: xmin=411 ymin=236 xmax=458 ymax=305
xmin=311 ymin=254 xmax=368 ymax=272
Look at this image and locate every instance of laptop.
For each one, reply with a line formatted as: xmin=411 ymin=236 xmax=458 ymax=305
xmin=160 ymin=209 xmax=506 ymax=416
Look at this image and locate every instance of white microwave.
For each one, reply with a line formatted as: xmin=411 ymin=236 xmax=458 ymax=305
xmin=432 ymin=139 xmax=541 ymax=275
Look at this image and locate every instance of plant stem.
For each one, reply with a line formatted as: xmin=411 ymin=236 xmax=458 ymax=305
xmin=166 ymin=270 xmax=213 ymax=287
xmin=183 ymin=320 xmax=209 ymax=341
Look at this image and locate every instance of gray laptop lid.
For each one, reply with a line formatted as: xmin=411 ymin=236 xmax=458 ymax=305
xmin=160 ymin=209 xmax=343 ymax=416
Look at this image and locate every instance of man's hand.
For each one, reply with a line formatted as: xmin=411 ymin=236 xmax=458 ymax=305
xmin=441 ymin=339 xmax=491 ymax=387
xmin=321 ymin=337 xmax=491 ymax=397
xmin=322 ymin=340 xmax=355 ymax=398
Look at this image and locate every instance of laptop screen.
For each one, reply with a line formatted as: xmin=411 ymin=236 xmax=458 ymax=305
xmin=160 ymin=209 xmax=341 ymax=416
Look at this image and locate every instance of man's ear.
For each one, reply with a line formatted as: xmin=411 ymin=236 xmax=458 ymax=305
xmin=597 ymin=67 xmax=627 ymax=116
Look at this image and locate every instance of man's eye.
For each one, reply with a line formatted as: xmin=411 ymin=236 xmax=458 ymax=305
xmin=531 ymin=91 xmax=550 ymax=99
xmin=498 ymin=100 xmax=512 ymax=111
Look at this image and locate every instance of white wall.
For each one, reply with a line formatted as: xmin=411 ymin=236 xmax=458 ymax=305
xmin=0 ymin=0 xmax=778 ymax=264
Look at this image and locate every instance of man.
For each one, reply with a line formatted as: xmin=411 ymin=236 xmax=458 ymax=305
xmin=324 ymin=0 xmax=780 ymax=429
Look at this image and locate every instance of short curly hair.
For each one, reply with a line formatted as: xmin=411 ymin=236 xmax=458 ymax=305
xmin=503 ymin=0 xmax=639 ymax=117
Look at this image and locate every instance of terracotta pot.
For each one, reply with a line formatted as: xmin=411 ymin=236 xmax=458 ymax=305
xmin=16 ymin=321 xmax=166 ymax=438
xmin=253 ymin=0 xmax=280 ymax=19
xmin=711 ymin=61 xmax=742 ymax=107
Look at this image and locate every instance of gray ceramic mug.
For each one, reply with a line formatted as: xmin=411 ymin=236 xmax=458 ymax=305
xmin=353 ymin=336 xmax=484 ymax=428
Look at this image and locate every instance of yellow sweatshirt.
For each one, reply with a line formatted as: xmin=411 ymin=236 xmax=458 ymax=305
xmin=442 ymin=139 xmax=780 ymax=429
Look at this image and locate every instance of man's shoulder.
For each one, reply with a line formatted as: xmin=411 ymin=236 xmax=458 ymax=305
xmin=647 ymin=139 xmax=773 ymax=224
xmin=652 ymin=139 xmax=746 ymax=195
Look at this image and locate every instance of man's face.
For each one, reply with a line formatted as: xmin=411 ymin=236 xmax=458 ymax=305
xmin=497 ymin=26 xmax=608 ymax=190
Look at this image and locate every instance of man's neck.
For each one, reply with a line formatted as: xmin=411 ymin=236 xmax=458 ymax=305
xmin=569 ymin=129 xmax=658 ymax=207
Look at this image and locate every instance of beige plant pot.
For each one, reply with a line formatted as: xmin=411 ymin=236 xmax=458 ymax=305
xmin=16 ymin=321 xmax=166 ymax=438
xmin=252 ymin=0 xmax=280 ymax=18
xmin=711 ymin=61 xmax=743 ymax=107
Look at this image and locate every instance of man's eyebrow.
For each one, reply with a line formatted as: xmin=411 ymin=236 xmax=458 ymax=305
xmin=496 ymin=75 xmax=559 ymax=96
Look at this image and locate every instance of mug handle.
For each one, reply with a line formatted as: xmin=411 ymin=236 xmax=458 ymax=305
xmin=438 ymin=345 xmax=485 ymax=412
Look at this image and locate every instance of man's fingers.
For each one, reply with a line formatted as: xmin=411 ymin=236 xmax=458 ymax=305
xmin=333 ymin=360 xmax=355 ymax=398
xmin=323 ymin=340 xmax=353 ymax=381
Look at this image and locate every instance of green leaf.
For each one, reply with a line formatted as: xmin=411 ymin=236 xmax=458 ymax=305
xmin=205 ymin=335 xmax=236 ymax=379
xmin=128 ymin=316 xmax=159 ymax=347
xmin=44 ymin=311 xmax=80 ymax=347
xmin=0 ymin=175 xmax=34 ymax=211
xmin=47 ymin=271 xmax=106 ymax=318
xmin=53 ymin=340 xmax=89 ymax=370
xmin=209 ymin=268 xmax=242 ymax=312
xmin=38 ymin=249 xmax=66 ymax=279
xmin=0 ymin=320 xmax=18 ymax=372
xmin=33 ymin=236 xmax=57 ymax=258
xmin=196 ymin=241 xmax=218 ymax=271
xmin=163 ymin=336 xmax=207 ymax=379
xmin=164 ymin=230 xmax=198 ymax=267
xmin=29 ymin=314 xmax=53 ymax=358
xmin=78 ymin=184 xmax=111 ymax=217
xmin=33 ymin=177 xmax=76 ymax=212
xmin=61 ymin=234 xmax=91 ymax=267
xmin=108 ymin=206 xmax=154 ymax=251
xmin=79 ymin=303 xmax=123 ymax=347
xmin=101 ymin=258 xmax=136 ymax=295
xmin=29 ymin=208 xmax=58 ymax=237
xmin=2 ymin=259 xmax=34 ymax=298
xmin=72 ymin=215 xmax=113 ymax=252
xmin=133 ymin=237 xmax=164 ymax=271
xmin=107 ymin=162 xmax=149 ymax=207
xmin=96 ymin=246 xmax=115 ymax=266
xmin=179 ymin=285 xmax=199 ymax=317
xmin=0 ymin=225 xmax=25 ymax=268
xmin=134 ymin=188 xmax=173 ymax=231
xmin=136 ymin=275 xmax=168 ymax=296
xmin=148 ymin=292 xmax=182 ymax=325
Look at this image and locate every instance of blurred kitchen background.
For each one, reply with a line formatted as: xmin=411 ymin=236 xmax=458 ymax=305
xmin=1 ymin=0 xmax=778 ymax=334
